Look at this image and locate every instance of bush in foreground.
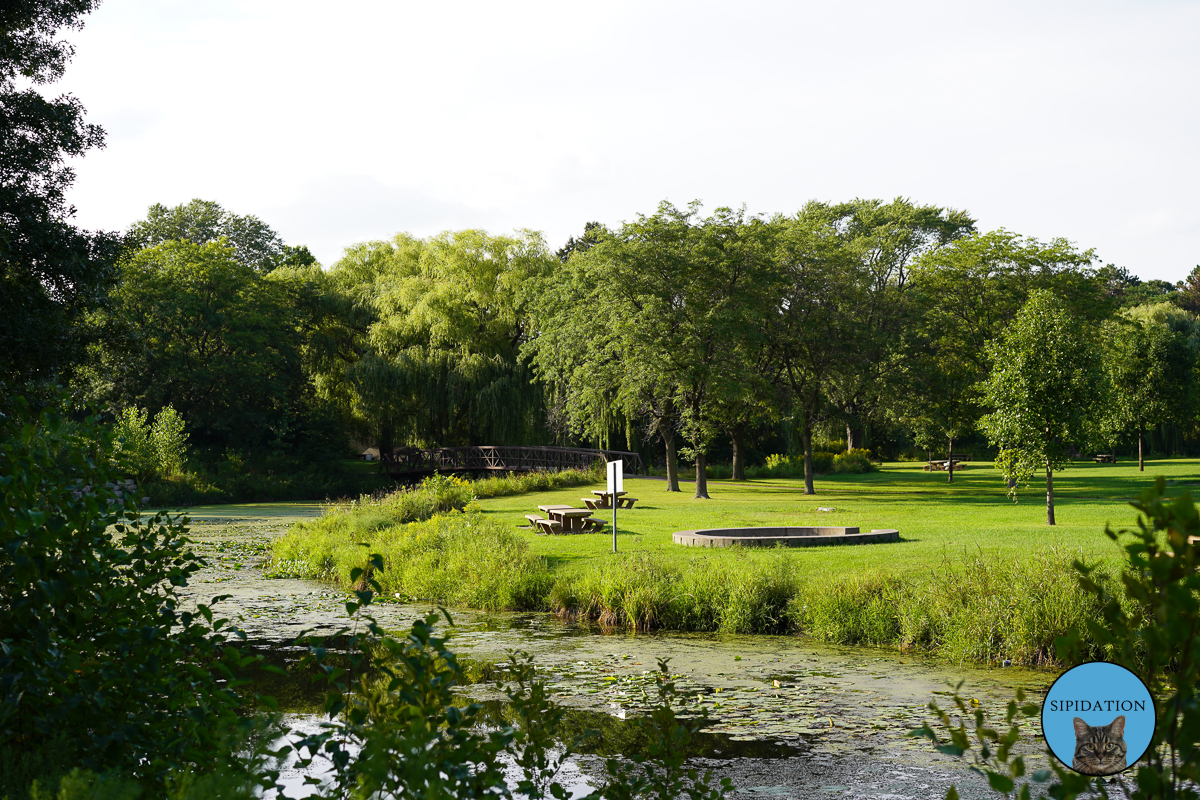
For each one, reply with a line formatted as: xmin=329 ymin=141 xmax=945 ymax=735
xmin=0 ymin=400 xmax=272 ymax=795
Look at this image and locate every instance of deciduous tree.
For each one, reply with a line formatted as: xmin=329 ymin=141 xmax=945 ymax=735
xmin=1099 ymin=304 xmax=1197 ymax=470
xmin=980 ymin=290 xmax=1100 ymax=525
xmin=0 ymin=0 xmax=120 ymax=388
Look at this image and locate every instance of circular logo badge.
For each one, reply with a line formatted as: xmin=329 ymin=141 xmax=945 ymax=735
xmin=1041 ymin=661 xmax=1155 ymax=776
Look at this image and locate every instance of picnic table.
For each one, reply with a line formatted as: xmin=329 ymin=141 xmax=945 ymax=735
xmin=536 ymin=504 xmax=603 ymax=533
xmin=925 ymin=457 xmax=970 ymax=472
xmin=1093 ymin=454 xmax=1117 ymax=464
xmin=585 ymin=490 xmax=638 ymax=510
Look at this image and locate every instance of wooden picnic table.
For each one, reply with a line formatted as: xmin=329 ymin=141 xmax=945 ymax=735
xmin=545 ymin=507 xmax=595 ymax=532
xmin=587 ymin=490 xmax=626 ymax=509
xmin=925 ymin=458 xmax=969 ymax=472
xmin=1093 ymin=454 xmax=1117 ymax=463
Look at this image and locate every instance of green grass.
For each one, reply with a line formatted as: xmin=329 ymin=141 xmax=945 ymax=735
xmin=268 ymin=458 xmax=1192 ymax=664
xmin=474 ymin=458 xmax=1193 ymax=576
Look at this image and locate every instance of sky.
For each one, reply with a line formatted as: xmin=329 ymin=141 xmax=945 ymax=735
xmin=55 ymin=0 xmax=1199 ymax=280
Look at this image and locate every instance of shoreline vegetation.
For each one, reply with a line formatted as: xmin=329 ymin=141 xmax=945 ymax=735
xmin=265 ymin=465 xmax=1140 ymax=667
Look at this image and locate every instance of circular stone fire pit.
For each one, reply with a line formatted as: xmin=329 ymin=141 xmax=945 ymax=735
xmin=673 ymin=526 xmax=899 ymax=548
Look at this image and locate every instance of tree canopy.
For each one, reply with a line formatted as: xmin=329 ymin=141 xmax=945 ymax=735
xmin=127 ymin=199 xmax=287 ymax=273
xmin=979 ymin=290 xmax=1101 ymax=524
xmin=0 ymin=0 xmax=119 ymax=389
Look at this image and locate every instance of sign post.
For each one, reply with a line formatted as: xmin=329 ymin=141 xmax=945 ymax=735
xmin=607 ymin=459 xmax=623 ymax=553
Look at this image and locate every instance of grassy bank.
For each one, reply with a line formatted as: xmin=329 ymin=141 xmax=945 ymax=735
xmin=266 ymin=458 xmax=1188 ymax=664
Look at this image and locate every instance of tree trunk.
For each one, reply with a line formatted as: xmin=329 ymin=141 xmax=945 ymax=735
xmin=377 ymin=422 xmax=394 ymax=463
xmin=662 ymin=425 xmax=680 ymax=492
xmin=1138 ymin=422 xmax=1145 ymax=472
xmin=1046 ymin=461 xmax=1055 ymax=526
xmin=947 ymin=436 xmax=954 ymax=484
xmin=846 ymin=423 xmax=863 ymax=451
xmin=803 ymin=419 xmax=815 ymax=495
xmin=694 ymin=452 xmax=710 ymax=499
xmin=731 ymin=427 xmax=746 ymax=481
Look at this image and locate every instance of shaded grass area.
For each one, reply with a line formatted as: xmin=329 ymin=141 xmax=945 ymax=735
xmin=266 ymin=458 xmax=1192 ymax=664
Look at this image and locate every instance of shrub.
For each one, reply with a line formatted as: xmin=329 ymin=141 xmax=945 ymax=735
xmin=916 ymin=479 xmax=1200 ymax=799
xmin=0 ymin=398 xmax=268 ymax=794
xmin=471 ymin=467 xmax=596 ymax=499
xmin=112 ymin=404 xmax=190 ymax=480
xmin=832 ymin=450 xmax=873 ymax=474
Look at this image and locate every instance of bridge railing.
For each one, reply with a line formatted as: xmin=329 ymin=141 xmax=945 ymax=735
xmin=381 ymin=445 xmax=645 ymax=476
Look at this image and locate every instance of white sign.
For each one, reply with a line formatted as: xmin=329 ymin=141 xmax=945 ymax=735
xmin=606 ymin=459 xmax=624 ymax=494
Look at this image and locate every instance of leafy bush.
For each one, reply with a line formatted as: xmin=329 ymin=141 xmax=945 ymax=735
xmin=832 ymin=449 xmax=874 ymax=474
xmin=0 ymin=399 xmax=269 ymax=794
xmin=112 ymin=404 xmax=190 ymax=479
xmin=754 ymin=452 xmax=837 ymax=477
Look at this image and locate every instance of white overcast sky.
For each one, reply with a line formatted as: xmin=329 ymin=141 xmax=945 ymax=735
xmin=56 ymin=0 xmax=1199 ymax=281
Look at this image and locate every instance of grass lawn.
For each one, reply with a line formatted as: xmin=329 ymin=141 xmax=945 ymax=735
xmin=474 ymin=458 xmax=1200 ymax=578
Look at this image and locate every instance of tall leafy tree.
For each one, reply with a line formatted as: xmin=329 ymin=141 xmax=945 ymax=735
xmin=979 ymin=290 xmax=1100 ymax=525
xmin=81 ymin=240 xmax=306 ymax=450
xmin=765 ymin=205 xmax=862 ymax=495
xmin=821 ymin=198 xmax=975 ymax=451
xmin=905 ymin=229 xmax=1107 ymax=480
xmin=127 ymin=198 xmax=287 ymax=273
xmin=0 ymin=0 xmax=121 ymax=388
xmin=1099 ymin=305 xmax=1197 ymax=470
xmin=527 ymin=203 xmax=774 ymax=498
xmin=321 ymin=229 xmax=554 ymax=453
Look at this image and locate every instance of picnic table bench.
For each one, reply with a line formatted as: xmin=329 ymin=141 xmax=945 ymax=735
xmin=1093 ymin=454 xmax=1117 ymax=463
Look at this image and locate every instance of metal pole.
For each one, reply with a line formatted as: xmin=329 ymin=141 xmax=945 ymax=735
xmin=612 ymin=493 xmax=617 ymax=553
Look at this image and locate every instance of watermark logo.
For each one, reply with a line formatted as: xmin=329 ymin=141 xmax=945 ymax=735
xmin=1041 ymin=661 xmax=1155 ymax=776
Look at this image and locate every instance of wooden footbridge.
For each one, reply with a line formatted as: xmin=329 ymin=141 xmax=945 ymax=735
xmin=380 ymin=445 xmax=644 ymax=477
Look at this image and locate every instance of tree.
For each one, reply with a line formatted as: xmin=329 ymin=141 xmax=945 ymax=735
xmin=980 ymin=290 xmax=1100 ymax=525
xmin=820 ymin=198 xmax=975 ymax=452
xmin=81 ymin=240 xmax=306 ymax=450
xmin=321 ymin=229 xmax=554 ymax=454
xmin=127 ymin=199 xmax=286 ymax=273
xmin=555 ymin=221 xmax=603 ymax=263
xmin=1176 ymin=265 xmax=1200 ymax=314
xmin=0 ymin=0 xmax=121 ymax=388
xmin=1099 ymin=304 xmax=1197 ymax=470
xmin=765 ymin=205 xmax=857 ymax=495
xmin=528 ymin=203 xmax=773 ymax=499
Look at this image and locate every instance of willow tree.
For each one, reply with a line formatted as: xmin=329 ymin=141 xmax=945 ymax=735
xmin=320 ymin=229 xmax=554 ymax=453
xmin=980 ymin=290 xmax=1100 ymax=525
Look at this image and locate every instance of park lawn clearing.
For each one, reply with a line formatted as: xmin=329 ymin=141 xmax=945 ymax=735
xmin=268 ymin=457 xmax=1198 ymax=665
xmin=473 ymin=458 xmax=1200 ymax=578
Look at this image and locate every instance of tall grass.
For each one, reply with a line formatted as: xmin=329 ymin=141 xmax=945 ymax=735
xmin=269 ymin=482 xmax=1111 ymax=665
xmin=547 ymin=546 xmax=1108 ymax=665
xmin=268 ymin=510 xmax=552 ymax=612
xmin=470 ymin=467 xmax=598 ymax=499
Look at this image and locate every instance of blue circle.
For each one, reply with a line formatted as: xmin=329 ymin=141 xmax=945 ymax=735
xmin=1041 ymin=661 xmax=1155 ymax=774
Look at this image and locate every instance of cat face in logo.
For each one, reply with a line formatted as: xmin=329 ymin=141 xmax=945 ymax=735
xmin=1071 ymin=715 xmax=1127 ymax=776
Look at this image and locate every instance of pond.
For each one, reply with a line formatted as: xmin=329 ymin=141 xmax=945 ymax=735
xmin=176 ymin=503 xmax=1061 ymax=799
